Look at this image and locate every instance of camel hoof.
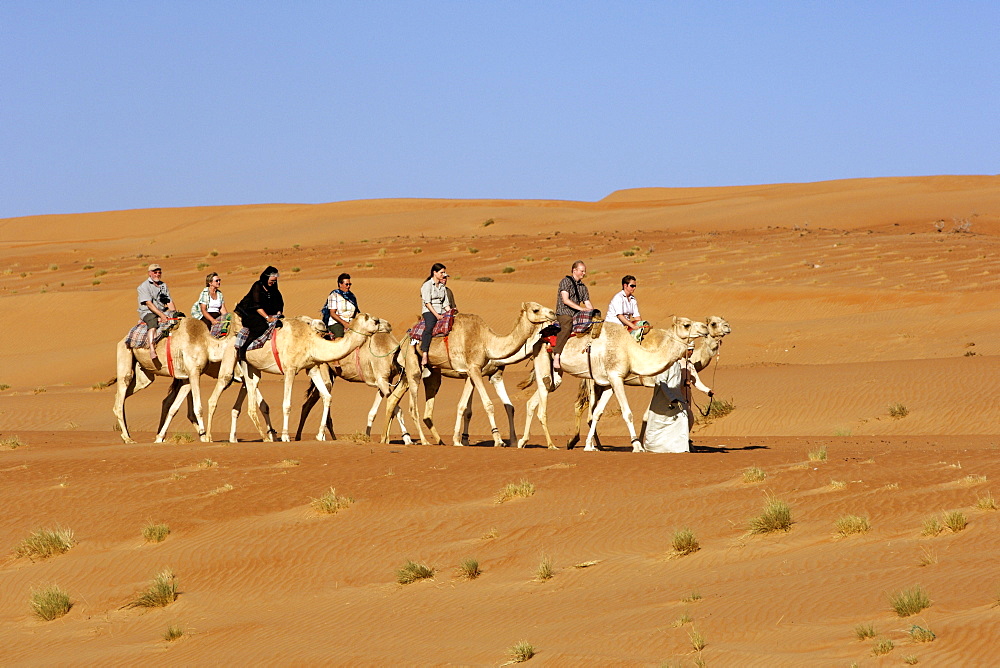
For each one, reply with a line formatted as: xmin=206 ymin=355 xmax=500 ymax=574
xmin=122 ymin=437 xmax=136 ymax=444
xmin=281 ymin=434 xmax=291 ymax=443
xmin=316 ymin=433 xmax=326 ymax=442
xmin=517 ymin=440 xmax=527 ymax=448
xmin=548 ymin=445 xmax=559 ymax=450
xmin=583 ymin=445 xmax=598 ymax=452
xmin=402 ymin=436 xmax=413 ymax=445
xmin=200 ymin=434 xmax=210 ymax=443
xmin=153 ymin=436 xmax=165 ymax=444
xmin=452 ymin=441 xmax=464 ymax=447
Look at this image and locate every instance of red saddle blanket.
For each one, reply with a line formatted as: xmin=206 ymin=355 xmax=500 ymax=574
xmin=408 ymin=309 xmax=457 ymax=342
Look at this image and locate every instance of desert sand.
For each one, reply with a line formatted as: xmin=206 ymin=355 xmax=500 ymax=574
xmin=1 ymin=175 xmax=999 ymax=665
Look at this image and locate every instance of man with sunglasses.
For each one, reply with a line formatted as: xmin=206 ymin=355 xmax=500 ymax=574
xmin=324 ymin=272 xmax=358 ymax=339
xmin=137 ymin=263 xmax=174 ymax=362
xmin=606 ymin=275 xmax=643 ymax=332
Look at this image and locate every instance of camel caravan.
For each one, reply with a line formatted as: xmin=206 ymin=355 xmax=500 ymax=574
xmin=115 ymin=261 xmax=729 ymax=453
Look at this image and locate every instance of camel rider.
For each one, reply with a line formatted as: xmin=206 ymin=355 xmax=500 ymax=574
xmin=235 ymin=266 xmax=284 ymax=359
xmin=419 ymin=263 xmax=450 ymax=376
xmin=137 ymin=263 xmax=174 ymax=362
xmin=324 ymin=272 xmax=358 ymax=338
xmin=552 ymin=260 xmax=592 ymax=371
xmin=606 ymin=274 xmax=648 ymax=339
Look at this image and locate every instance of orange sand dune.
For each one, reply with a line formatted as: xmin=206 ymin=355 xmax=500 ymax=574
xmin=1 ymin=176 xmax=999 ymax=664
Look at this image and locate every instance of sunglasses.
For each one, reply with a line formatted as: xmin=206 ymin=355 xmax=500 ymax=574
xmin=627 ymin=284 xmax=636 ymax=288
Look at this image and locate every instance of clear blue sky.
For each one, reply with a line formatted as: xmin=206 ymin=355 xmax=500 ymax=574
xmin=3 ymin=2 xmax=998 ymax=219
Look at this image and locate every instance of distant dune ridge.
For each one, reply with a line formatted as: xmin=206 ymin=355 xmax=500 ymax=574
xmin=1 ymin=176 xmax=998 ymax=664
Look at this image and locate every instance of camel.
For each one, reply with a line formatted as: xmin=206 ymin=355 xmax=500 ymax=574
xmin=563 ymin=316 xmax=732 ymax=448
xmin=388 ymin=302 xmax=556 ymax=447
xmin=113 ymin=314 xmax=257 ymax=443
xmin=294 ymin=331 xmax=414 ymax=444
xmin=553 ymin=316 xmax=709 ymax=452
xmin=233 ymin=313 xmax=389 ymax=442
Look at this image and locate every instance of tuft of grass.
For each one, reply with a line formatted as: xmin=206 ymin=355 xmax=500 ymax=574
xmin=888 ymin=402 xmax=909 ymax=418
xmin=889 ymin=586 xmax=931 ymax=617
xmin=496 ymin=479 xmax=535 ymax=503
xmin=854 ymin=622 xmax=877 ymax=640
xmin=506 ymin=640 xmax=534 ymax=663
xmin=210 ymin=249 xmax=219 ymax=256
xmin=94 ymin=269 xmax=107 ymax=277
xmin=903 ymin=656 xmax=919 ymax=665
xmin=475 ymin=276 xmax=494 ymax=282
xmin=458 ymin=558 xmax=481 ymax=580
xmin=834 ymin=427 xmax=852 ymax=437
xmin=921 ymin=517 xmax=943 ymax=536
xmin=468 ymin=247 xmax=479 ymax=254
xmin=291 ymin=267 xmax=301 ymax=273
xmin=835 ymin=514 xmax=871 ymax=537
xmin=346 ymin=431 xmax=371 ymax=443
xmin=742 ymin=466 xmax=766 ymax=483
xmin=749 ymin=495 xmax=793 ymax=534
xmin=829 ymin=479 xmax=847 ymax=490
xmin=197 ymin=458 xmax=217 ymax=469
xmin=975 ymin=492 xmax=997 ymax=510
xmin=170 ymin=432 xmax=195 ymax=444
xmin=0 ymin=383 xmax=11 ymax=391
xmin=412 ymin=247 xmax=422 ymax=254
xmin=536 ymin=555 xmax=554 ymax=581
xmin=128 ymin=569 xmax=179 ymax=608
xmin=807 ymin=445 xmax=828 ymax=461
xmin=277 ymin=459 xmax=300 ymax=467
xmin=2 ymin=434 xmax=27 ymax=449
xmin=481 ymin=527 xmax=499 ymax=540
xmin=673 ymin=612 xmax=694 ymax=627
xmin=164 ymin=624 xmax=184 ymax=641
xmin=917 ymin=546 xmax=938 ymax=567
xmin=30 ymin=585 xmax=72 ymax=621
xmin=15 ymin=527 xmax=76 ymax=560
xmin=502 ymin=266 xmax=515 ymax=274
xmin=622 ymin=249 xmax=636 ymax=257
xmin=311 ymin=487 xmax=354 ymax=514
xmin=871 ymin=637 xmax=894 ymax=656
xmin=49 ymin=264 xmax=59 ymax=271
xmin=196 ymin=262 xmax=209 ymax=270
xmin=671 ymin=528 xmax=700 ymax=556
xmin=142 ymin=523 xmax=171 ymax=543
xmin=943 ymin=510 xmax=967 ymax=532
xmin=698 ymin=397 xmax=734 ymax=422
xmin=396 ymin=560 xmax=434 ymax=585
xmin=689 ymin=628 xmax=706 ymax=651
xmin=208 ymin=483 xmax=233 ymax=495
xmin=909 ymin=625 xmax=935 ymax=643
xmin=961 ymin=474 xmax=987 ymax=485
xmin=682 ymin=591 xmax=702 ymax=603
xmin=482 ymin=218 xmax=495 ymax=227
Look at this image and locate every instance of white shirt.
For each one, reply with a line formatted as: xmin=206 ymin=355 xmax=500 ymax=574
xmin=605 ymin=290 xmax=640 ymax=325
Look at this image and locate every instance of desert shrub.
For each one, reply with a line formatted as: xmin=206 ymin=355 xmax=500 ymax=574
xmin=835 ymin=515 xmax=871 ymax=536
xmin=15 ymin=528 xmax=76 ymax=560
xmin=903 ymin=656 xmax=919 ymax=665
xmin=888 ymin=402 xmax=909 ymax=418
xmin=674 ymin=613 xmax=693 ymax=627
xmin=482 ymin=218 xmax=495 ymax=227
xmin=458 ymin=558 xmax=481 ymax=580
xmin=170 ymin=432 xmax=194 ymax=444
xmin=871 ymin=637 xmax=894 ymax=656
xmin=962 ymin=474 xmax=987 ymax=485
xmin=143 ymin=523 xmax=171 ymax=543
xmin=196 ymin=262 xmax=209 ymax=270
xmin=807 ymin=446 xmax=828 ymax=461
xmin=671 ymin=528 xmax=700 ymax=556
xmin=854 ymin=622 xmax=877 ymax=640
xmin=475 ymin=276 xmax=494 ymax=282
xmin=311 ymin=487 xmax=354 ymax=514
xmin=889 ymin=586 xmax=931 ymax=617
xmin=210 ymin=249 xmax=219 ymax=256
xmin=164 ymin=625 xmax=184 ymax=641
xmin=943 ymin=510 xmax=967 ymax=532
xmin=30 ymin=585 xmax=72 ymax=621
xmin=468 ymin=247 xmax=479 ymax=254
xmin=682 ymin=591 xmax=702 ymax=603
xmin=128 ymin=569 xmax=179 ymax=608
xmin=622 ymin=250 xmax=635 ymax=257
xmin=507 ymin=640 xmax=534 ymax=662
xmin=197 ymin=458 xmax=217 ymax=469
xmin=2 ymin=434 xmax=26 ymax=449
xmin=829 ymin=479 xmax=847 ymax=490
xmin=397 ymin=560 xmax=434 ymax=584
xmin=481 ymin=527 xmax=499 ymax=540
xmin=909 ymin=625 xmax=936 ymax=642
xmin=749 ymin=495 xmax=792 ymax=534
xmin=742 ymin=466 xmax=766 ymax=483
xmin=975 ymin=492 xmax=997 ymax=510
xmin=689 ymin=629 xmax=706 ymax=651
xmin=291 ymin=267 xmax=300 ymax=273
xmin=496 ymin=479 xmax=535 ymax=503
xmin=921 ymin=517 xmax=943 ymax=536
xmin=502 ymin=266 xmax=515 ymax=274
xmin=536 ymin=555 xmax=553 ymax=581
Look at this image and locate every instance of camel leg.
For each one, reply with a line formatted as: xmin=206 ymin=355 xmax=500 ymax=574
xmin=607 ymin=375 xmax=643 ymax=452
xmin=306 ymin=366 xmax=333 ymax=442
xmin=584 ymin=385 xmax=616 ymax=452
xmin=452 ymin=378 xmax=476 ymax=446
xmin=241 ymin=363 xmax=272 ymax=442
xmin=205 ymin=375 xmax=234 ymax=444
xmin=187 ymin=369 xmax=208 ymax=441
xmin=296 ymin=384 xmax=321 ymax=441
xmin=393 ymin=345 xmax=429 ymax=444
xmin=382 ymin=377 xmax=413 ymax=445
xmin=489 ymin=370 xmax=518 ymax=448
xmin=279 ymin=367 xmax=299 ymax=442
xmin=467 ymin=367 xmax=504 ymax=447
xmin=519 ymin=388 xmax=538 ymax=448
xmin=365 ymin=389 xmax=383 ymax=439
xmin=155 ymin=380 xmax=190 ymax=442
xmin=113 ymin=344 xmax=143 ymax=443
xmin=421 ymin=370 xmax=444 ymax=445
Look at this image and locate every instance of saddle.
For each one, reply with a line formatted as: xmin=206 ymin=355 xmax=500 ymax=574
xmin=408 ymin=309 xmax=458 ymax=342
xmin=572 ymin=309 xmax=602 ymax=335
xmin=123 ymin=311 xmax=184 ymax=349
xmin=209 ymin=313 xmax=233 ymax=339
xmin=234 ymin=319 xmax=280 ymax=352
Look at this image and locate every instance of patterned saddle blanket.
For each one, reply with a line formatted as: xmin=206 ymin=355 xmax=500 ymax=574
xmin=123 ymin=314 xmax=183 ymax=349
xmin=408 ymin=309 xmax=458 ymax=342
xmin=234 ymin=320 xmax=280 ymax=352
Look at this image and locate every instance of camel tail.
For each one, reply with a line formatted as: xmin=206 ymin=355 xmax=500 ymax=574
xmin=574 ymin=379 xmax=590 ymax=412
xmin=517 ymin=368 xmax=536 ymax=391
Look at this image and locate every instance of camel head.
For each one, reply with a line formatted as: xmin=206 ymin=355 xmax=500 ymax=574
xmin=705 ymin=316 xmax=731 ymax=339
xmin=351 ymin=313 xmax=385 ymax=337
xmin=521 ymin=301 xmax=557 ymax=325
xmin=671 ymin=316 xmax=709 ymax=341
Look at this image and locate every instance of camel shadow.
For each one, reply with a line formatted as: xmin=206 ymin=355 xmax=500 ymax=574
xmin=690 ymin=442 xmax=769 ymax=453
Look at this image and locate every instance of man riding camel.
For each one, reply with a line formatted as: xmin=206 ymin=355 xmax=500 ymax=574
xmin=136 ymin=263 xmax=174 ymax=362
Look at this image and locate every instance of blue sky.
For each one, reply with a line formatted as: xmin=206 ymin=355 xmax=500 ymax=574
xmin=2 ymin=2 xmax=998 ymax=218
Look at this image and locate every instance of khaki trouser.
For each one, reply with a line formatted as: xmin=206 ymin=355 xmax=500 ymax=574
xmin=553 ymin=313 xmax=576 ymax=355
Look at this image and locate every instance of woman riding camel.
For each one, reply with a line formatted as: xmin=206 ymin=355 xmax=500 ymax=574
xmin=324 ymin=272 xmax=358 ymax=339
xmin=419 ymin=263 xmax=450 ymax=374
xmin=191 ymin=272 xmax=228 ymax=328
xmin=235 ymin=266 xmax=283 ymax=358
